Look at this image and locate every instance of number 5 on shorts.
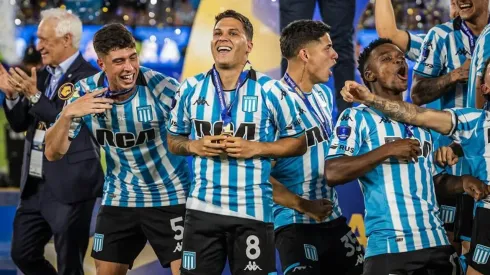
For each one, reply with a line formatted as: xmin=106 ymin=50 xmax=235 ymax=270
xmin=170 ymin=217 xmax=184 ymax=241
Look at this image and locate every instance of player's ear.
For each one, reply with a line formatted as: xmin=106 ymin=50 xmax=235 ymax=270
xmin=364 ymin=69 xmax=376 ymax=82
xmin=246 ymin=40 xmax=253 ymax=54
xmin=299 ymin=49 xmax=308 ymax=63
xmin=97 ymin=58 xmax=105 ymax=71
xmin=481 ymin=83 xmax=490 ymax=95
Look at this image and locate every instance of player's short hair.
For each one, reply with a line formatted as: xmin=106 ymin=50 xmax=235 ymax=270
xmin=93 ymin=23 xmax=136 ymax=56
xmin=214 ymin=10 xmax=254 ymax=40
xmin=280 ymin=20 xmax=331 ymax=59
xmin=481 ymin=58 xmax=490 ymax=85
xmin=358 ymin=38 xmax=393 ymax=84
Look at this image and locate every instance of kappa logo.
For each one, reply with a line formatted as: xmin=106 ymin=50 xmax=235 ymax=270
xmin=173 ymin=242 xmax=182 ymax=253
xmin=193 ymin=97 xmax=209 ymax=106
xmin=379 ymin=117 xmax=393 ymax=124
xmin=340 ymin=115 xmax=353 ymax=122
xmin=244 ymin=261 xmax=262 ymax=271
xmin=280 ymin=89 xmax=288 ymax=100
xmin=456 ymin=47 xmax=470 ymax=56
xmin=298 ymin=107 xmax=306 ymax=115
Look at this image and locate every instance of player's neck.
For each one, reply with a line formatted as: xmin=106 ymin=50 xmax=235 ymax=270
xmin=373 ymin=84 xmax=403 ymax=102
xmin=285 ymin=64 xmax=314 ymax=93
xmin=109 ymin=84 xmax=136 ymax=102
xmin=215 ymin=63 xmax=246 ymax=90
xmin=464 ymin=12 xmax=489 ymax=35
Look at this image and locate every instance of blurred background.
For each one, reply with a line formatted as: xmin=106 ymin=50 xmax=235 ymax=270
xmin=0 ymin=0 xmax=451 ymax=274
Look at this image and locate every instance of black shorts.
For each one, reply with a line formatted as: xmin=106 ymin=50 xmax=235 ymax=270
xmin=454 ymin=193 xmax=474 ymax=242
xmin=363 ymin=245 xmax=460 ymax=275
xmin=438 ymin=195 xmax=457 ymax=232
xmin=180 ymin=209 xmax=276 ymax=275
xmin=91 ymin=204 xmax=186 ymax=269
xmin=467 ymin=207 xmax=490 ymax=274
xmin=275 ymin=217 xmax=364 ymax=275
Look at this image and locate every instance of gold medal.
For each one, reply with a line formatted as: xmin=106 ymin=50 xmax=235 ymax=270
xmin=222 ymin=123 xmax=233 ymax=137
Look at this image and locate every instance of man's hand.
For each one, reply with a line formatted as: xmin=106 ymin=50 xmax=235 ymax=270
xmin=188 ymin=136 xmax=227 ymax=157
xmin=435 ymin=146 xmax=459 ymax=167
xmin=224 ymin=137 xmax=261 ymax=158
xmin=340 ymin=80 xmax=374 ymax=105
xmin=383 ymin=138 xmax=421 ymax=163
xmin=298 ymin=198 xmax=333 ymax=222
xmin=8 ymin=67 xmax=38 ymax=97
xmin=451 ymin=59 xmax=471 ymax=83
xmin=461 ymin=175 xmax=489 ymax=201
xmin=0 ymin=64 xmax=16 ymax=97
xmin=63 ymin=88 xmax=113 ymax=119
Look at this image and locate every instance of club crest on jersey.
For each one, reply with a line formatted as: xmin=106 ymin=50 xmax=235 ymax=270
xmin=473 ymin=244 xmax=490 ymax=265
xmin=242 ymin=95 xmax=258 ymax=112
xmin=182 ymin=251 xmax=196 ymax=270
xmin=336 ymin=126 xmax=351 ymax=141
xmin=58 ymin=82 xmax=75 ymax=100
xmin=137 ymin=105 xmax=153 ymax=122
xmin=93 ymin=233 xmax=104 ymax=252
xmin=304 ymin=244 xmax=318 ymax=261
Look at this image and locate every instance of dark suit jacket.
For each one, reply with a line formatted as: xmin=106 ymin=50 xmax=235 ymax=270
xmin=3 ymin=53 xmax=104 ymax=204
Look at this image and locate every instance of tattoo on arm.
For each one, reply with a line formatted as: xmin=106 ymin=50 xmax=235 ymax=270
xmin=411 ymin=73 xmax=456 ymax=105
xmin=168 ymin=134 xmax=193 ymax=156
xmin=367 ymin=96 xmax=430 ymax=124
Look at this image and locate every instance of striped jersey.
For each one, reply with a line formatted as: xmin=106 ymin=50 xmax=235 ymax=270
xmin=327 ymin=106 xmax=449 ymax=258
xmin=64 ymin=67 xmax=190 ymax=207
xmin=406 ymin=32 xmax=426 ymax=62
xmin=433 ymin=134 xmax=471 ymax=177
xmin=467 ymin=24 xmax=490 ymax=108
xmin=414 ymin=17 xmax=475 ymax=108
xmin=167 ymin=69 xmax=304 ymax=223
xmin=271 ymin=83 xmax=342 ymax=230
xmin=446 ymin=107 xmax=490 ymax=209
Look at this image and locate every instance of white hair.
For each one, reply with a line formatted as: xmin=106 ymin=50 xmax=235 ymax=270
xmin=40 ymin=8 xmax=82 ymax=49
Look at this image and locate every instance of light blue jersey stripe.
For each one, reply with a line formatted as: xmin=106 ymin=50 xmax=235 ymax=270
xmin=468 ymin=24 xmax=490 ymax=108
xmin=406 ymin=32 xmax=426 ymax=62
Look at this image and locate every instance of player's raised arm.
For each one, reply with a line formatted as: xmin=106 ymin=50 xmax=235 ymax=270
xmin=45 ymin=88 xmax=112 ymax=161
xmin=341 ymin=80 xmax=454 ymax=135
xmin=375 ymin=0 xmax=409 ymax=52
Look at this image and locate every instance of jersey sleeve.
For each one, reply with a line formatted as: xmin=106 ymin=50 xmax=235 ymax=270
xmin=167 ymin=78 xmax=192 ymax=136
xmin=467 ymin=28 xmax=490 ymax=107
xmin=265 ymin=81 xmax=304 ymax=138
xmin=326 ymin=108 xmax=367 ymax=159
xmin=152 ymin=73 xmax=180 ymax=120
xmin=414 ymin=27 xmax=447 ymax=77
xmin=445 ymin=107 xmax=485 ymax=146
xmin=405 ymin=32 xmax=426 ymax=62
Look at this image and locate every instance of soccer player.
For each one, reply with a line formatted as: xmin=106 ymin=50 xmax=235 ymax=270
xmin=340 ymin=43 xmax=490 ymax=275
xmin=44 ymin=23 xmax=189 ymax=275
xmin=271 ymin=19 xmax=364 ymax=275
xmin=411 ymin=0 xmax=489 ymax=108
xmin=166 ymin=10 xmax=306 ymax=275
xmin=328 ymin=38 xmax=488 ymax=275
xmin=468 ymin=24 xmax=490 ymax=109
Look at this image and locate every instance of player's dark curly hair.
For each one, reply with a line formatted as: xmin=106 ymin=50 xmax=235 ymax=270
xmin=93 ymin=23 xmax=136 ymax=56
xmin=357 ymin=38 xmax=393 ymax=84
xmin=280 ymin=20 xmax=331 ymax=59
xmin=215 ymin=10 xmax=254 ymax=40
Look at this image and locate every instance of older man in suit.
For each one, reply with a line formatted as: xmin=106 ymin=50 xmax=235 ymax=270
xmin=0 ymin=8 xmax=104 ymax=275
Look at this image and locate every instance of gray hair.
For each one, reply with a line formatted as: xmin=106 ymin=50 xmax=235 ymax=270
xmin=40 ymin=8 xmax=82 ymax=49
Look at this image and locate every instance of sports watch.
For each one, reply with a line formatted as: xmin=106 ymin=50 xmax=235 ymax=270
xmin=28 ymin=91 xmax=42 ymax=105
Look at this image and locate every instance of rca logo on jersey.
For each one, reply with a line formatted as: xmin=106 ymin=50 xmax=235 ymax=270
xmin=473 ymin=245 xmax=490 ymax=265
xmin=242 ymin=95 xmax=258 ymax=112
xmin=306 ymin=126 xmax=328 ymax=147
xmin=194 ymin=120 xmax=256 ymax=140
xmin=92 ymin=233 xmax=104 ymax=252
xmin=96 ymin=128 xmax=156 ymax=148
xmin=304 ymin=244 xmax=318 ymax=261
xmin=137 ymin=105 xmax=153 ymax=123
xmin=182 ymin=251 xmax=196 ymax=270
xmin=336 ymin=126 xmax=351 ymax=141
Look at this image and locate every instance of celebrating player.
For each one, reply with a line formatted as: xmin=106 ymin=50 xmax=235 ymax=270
xmin=44 ymin=23 xmax=189 ymax=275
xmin=328 ymin=38 xmax=488 ymax=275
xmin=166 ymin=10 xmax=306 ymax=275
xmin=271 ymin=19 xmax=364 ymax=275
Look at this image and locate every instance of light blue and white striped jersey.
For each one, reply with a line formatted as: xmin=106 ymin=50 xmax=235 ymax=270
xmin=326 ymin=106 xmax=449 ymax=258
xmin=64 ymin=67 xmax=190 ymax=207
xmin=467 ymin=24 xmax=490 ymax=108
xmin=167 ymin=69 xmax=304 ymax=223
xmin=432 ymin=134 xmax=471 ymax=177
xmin=271 ymin=83 xmax=341 ymax=230
xmin=414 ymin=17 xmax=475 ymax=108
xmin=406 ymin=32 xmax=426 ymax=62
xmin=446 ymin=107 xmax=490 ymax=209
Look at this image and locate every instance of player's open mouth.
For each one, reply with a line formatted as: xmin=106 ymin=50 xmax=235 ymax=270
xmin=397 ymin=66 xmax=408 ymax=80
xmin=459 ymin=2 xmax=473 ymax=11
xmin=217 ymin=46 xmax=232 ymax=53
xmin=120 ymin=74 xmax=134 ymax=84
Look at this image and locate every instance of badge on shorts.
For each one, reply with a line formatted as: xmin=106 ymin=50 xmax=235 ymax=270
xmin=93 ymin=233 xmax=104 ymax=252
xmin=58 ymin=82 xmax=75 ymax=100
xmin=304 ymin=244 xmax=318 ymax=261
xmin=182 ymin=251 xmax=196 ymax=270
xmin=473 ymin=244 xmax=490 ymax=265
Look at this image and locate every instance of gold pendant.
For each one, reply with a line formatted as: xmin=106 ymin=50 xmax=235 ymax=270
xmin=222 ymin=123 xmax=233 ymax=137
